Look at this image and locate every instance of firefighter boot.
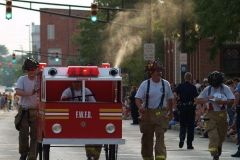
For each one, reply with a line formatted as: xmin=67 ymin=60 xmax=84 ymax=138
xmin=19 ymin=154 xmax=27 ymax=160
xmin=87 ymin=156 xmax=94 ymax=160
xmin=218 ymin=146 xmax=222 ymax=156
xmin=213 ymin=155 xmax=219 ymax=160
xmin=231 ymin=151 xmax=240 ymax=157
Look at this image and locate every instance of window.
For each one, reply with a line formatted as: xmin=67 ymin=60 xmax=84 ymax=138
xmin=47 ymin=24 xmax=55 ymax=40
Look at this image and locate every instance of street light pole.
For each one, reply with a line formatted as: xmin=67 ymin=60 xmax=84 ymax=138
xmin=25 ymin=24 xmax=31 ymax=56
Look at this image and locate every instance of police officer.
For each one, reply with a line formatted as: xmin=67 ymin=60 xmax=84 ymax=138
xmin=135 ymin=60 xmax=174 ymax=160
xmin=195 ymin=71 xmax=235 ymax=160
xmin=175 ymin=72 xmax=198 ymax=149
xmin=231 ymin=82 xmax=240 ymax=157
xmin=15 ymin=57 xmax=39 ymax=160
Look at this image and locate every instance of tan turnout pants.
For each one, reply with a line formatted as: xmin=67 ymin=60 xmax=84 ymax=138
xmin=139 ymin=109 xmax=169 ymax=160
xmin=205 ymin=110 xmax=227 ymax=157
xmin=85 ymin=144 xmax=102 ymax=160
xmin=18 ymin=108 xmax=37 ymax=160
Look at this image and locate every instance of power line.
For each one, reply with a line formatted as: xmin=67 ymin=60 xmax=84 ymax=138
xmin=0 ymin=1 xmax=145 ymax=29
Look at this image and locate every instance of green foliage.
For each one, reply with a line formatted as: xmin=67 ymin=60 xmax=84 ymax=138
xmin=0 ymin=54 xmax=23 ymax=87
xmin=194 ymin=0 xmax=240 ymax=56
xmin=72 ymin=21 xmax=106 ymax=65
xmin=0 ymin=45 xmax=9 ymax=55
xmin=72 ymin=0 xmax=167 ymax=87
xmin=121 ymin=50 xmax=145 ymax=86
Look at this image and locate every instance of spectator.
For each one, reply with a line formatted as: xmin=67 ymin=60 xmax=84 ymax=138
xmin=231 ymin=81 xmax=240 ymax=157
xmin=128 ymin=86 xmax=139 ymax=125
xmin=225 ymin=79 xmax=236 ymax=126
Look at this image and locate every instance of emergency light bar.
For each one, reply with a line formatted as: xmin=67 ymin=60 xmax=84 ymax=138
xmin=101 ymin=63 xmax=110 ymax=68
xmin=67 ymin=66 xmax=99 ymax=77
xmin=39 ymin=63 xmax=47 ymax=71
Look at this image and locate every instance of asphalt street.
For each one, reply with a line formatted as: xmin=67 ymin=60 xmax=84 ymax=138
xmin=0 ymin=110 xmax=239 ymax=160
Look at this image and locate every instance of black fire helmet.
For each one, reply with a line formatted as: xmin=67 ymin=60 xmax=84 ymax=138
xmin=22 ymin=57 xmax=39 ymax=71
xmin=208 ymin=71 xmax=224 ymax=88
xmin=145 ymin=60 xmax=164 ymax=78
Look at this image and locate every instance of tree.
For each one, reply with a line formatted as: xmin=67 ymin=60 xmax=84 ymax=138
xmin=0 ymin=45 xmax=9 ymax=55
xmin=194 ymin=0 xmax=240 ymax=57
xmin=72 ymin=0 xmax=170 ymax=85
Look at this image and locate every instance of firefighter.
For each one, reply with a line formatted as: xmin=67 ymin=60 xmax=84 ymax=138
xmin=15 ymin=57 xmax=39 ymax=160
xmin=195 ymin=71 xmax=235 ymax=160
xmin=60 ymin=81 xmax=102 ymax=160
xmin=175 ymin=72 xmax=198 ymax=149
xmin=135 ymin=60 xmax=174 ymax=160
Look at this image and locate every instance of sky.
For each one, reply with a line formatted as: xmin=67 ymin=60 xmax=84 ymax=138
xmin=0 ymin=0 xmax=93 ymax=54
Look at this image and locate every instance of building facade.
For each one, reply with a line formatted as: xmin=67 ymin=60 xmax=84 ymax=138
xmin=164 ymin=38 xmax=240 ymax=84
xmin=40 ymin=9 xmax=88 ymax=66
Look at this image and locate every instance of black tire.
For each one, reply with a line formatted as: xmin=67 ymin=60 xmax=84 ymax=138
xmin=108 ymin=144 xmax=118 ymax=160
xmin=43 ymin=144 xmax=50 ymax=160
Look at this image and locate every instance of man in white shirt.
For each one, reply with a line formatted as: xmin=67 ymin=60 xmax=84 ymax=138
xmin=15 ymin=57 xmax=39 ymax=160
xmin=135 ymin=60 xmax=174 ymax=160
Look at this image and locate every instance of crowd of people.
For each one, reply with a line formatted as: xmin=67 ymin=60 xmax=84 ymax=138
xmin=124 ymin=65 xmax=240 ymax=160
xmin=0 ymin=92 xmax=19 ymax=111
xmin=126 ymin=77 xmax=240 ymax=138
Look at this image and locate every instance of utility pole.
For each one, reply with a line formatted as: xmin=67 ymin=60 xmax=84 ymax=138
xmin=143 ymin=0 xmax=155 ymax=62
xmin=148 ymin=0 xmax=152 ymax=43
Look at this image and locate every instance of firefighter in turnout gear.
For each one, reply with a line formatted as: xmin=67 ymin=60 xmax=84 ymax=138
xmin=15 ymin=57 xmax=39 ymax=160
xmin=135 ymin=60 xmax=174 ymax=160
xmin=195 ymin=71 xmax=235 ymax=160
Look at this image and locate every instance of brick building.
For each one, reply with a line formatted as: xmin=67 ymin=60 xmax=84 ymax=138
xmin=164 ymin=38 xmax=240 ymax=84
xmin=40 ymin=9 xmax=88 ymax=66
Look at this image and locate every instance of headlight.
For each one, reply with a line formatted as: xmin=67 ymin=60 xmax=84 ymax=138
xmin=48 ymin=68 xmax=57 ymax=76
xmin=105 ymin=123 xmax=115 ymax=134
xmin=109 ymin=68 xmax=118 ymax=76
xmin=52 ymin=123 xmax=62 ymax=134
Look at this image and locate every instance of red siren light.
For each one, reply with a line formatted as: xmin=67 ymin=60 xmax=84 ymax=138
xmin=101 ymin=63 xmax=110 ymax=68
xmin=39 ymin=63 xmax=47 ymax=71
xmin=67 ymin=66 xmax=99 ymax=77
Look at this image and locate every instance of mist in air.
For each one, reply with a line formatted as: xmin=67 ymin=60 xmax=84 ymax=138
xmin=102 ymin=0 xmax=194 ymax=68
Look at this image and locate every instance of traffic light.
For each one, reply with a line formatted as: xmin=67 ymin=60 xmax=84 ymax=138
xmin=12 ymin=53 xmax=16 ymax=63
xmin=6 ymin=0 xmax=12 ymax=20
xmin=91 ymin=3 xmax=98 ymax=22
xmin=55 ymin=52 xmax=59 ymax=62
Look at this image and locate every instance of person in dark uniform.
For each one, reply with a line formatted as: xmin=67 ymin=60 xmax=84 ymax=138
xmin=175 ymin=72 xmax=198 ymax=149
xmin=129 ymin=86 xmax=139 ymax=125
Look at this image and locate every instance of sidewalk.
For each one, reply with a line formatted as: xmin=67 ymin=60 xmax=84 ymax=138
xmin=170 ymin=123 xmax=237 ymax=143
